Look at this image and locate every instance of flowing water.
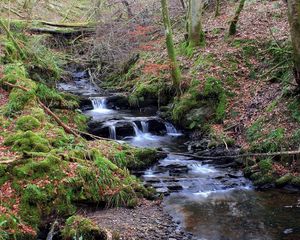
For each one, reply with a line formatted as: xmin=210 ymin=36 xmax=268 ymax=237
xmin=59 ymin=78 xmax=300 ymax=240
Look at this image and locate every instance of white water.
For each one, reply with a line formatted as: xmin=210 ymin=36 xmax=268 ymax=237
xmin=90 ymin=97 xmax=113 ymax=114
xmin=109 ymin=125 xmax=117 ymax=139
xmin=165 ymin=122 xmax=182 ymax=136
xmin=141 ymin=121 xmax=149 ymax=133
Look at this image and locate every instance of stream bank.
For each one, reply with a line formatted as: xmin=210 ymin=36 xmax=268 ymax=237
xmin=58 ymin=70 xmax=300 ymax=240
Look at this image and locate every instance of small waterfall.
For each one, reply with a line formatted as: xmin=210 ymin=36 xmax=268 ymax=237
xmin=165 ymin=122 xmax=179 ymax=135
xmin=132 ymin=122 xmax=143 ymax=137
xmin=141 ymin=121 xmax=149 ymax=133
xmin=90 ymin=97 xmax=107 ymax=110
xmin=109 ymin=125 xmax=116 ymax=139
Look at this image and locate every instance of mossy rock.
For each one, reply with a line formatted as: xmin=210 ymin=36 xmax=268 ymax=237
xmin=16 ymin=115 xmax=41 ymax=131
xmin=253 ymin=174 xmax=274 ymax=186
xmin=62 ymin=215 xmax=107 ymax=240
xmin=4 ymin=131 xmax=50 ymax=153
xmin=275 ymin=174 xmax=293 ymax=187
xmin=291 ymin=177 xmax=300 ymax=187
xmin=130 ymin=148 xmax=161 ymax=170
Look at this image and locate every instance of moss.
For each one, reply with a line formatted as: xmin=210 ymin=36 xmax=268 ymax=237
xmin=275 ymin=174 xmax=293 ymax=187
xmin=259 ymin=158 xmax=272 ymax=174
xmin=1 ymin=62 xmax=27 ymax=84
xmin=0 ymin=164 xmax=7 ymax=177
xmin=291 ymin=177 xmax=300 ymax=187
xmin=248 ymin=127 xmax=285 ymax=153
xmin=74 ymin=112 xmax=88 ymax=131
xmin=47 ymin=127 xmax=75 ymax=148
xmin=62 ymin=215 xmax=107 ymax=240
xmin=31 ymin=107 xmax=46 ymax=122
xmin=4 ymin=88 xmax=36 ymax=116
xmin=16 ymin=115 xmax=41 ymax=131
xmin=22 ymin=184 xmax=47 ymax=205
xmin=4 ymin=131 xmax=50 ymax=153
xmin=19 ymin=204 xmax=41 ymax=229
xmin=130 ymin=148 xmax=160 ymax=170
xmin=253 ymin=174 xmax=274 ymax=186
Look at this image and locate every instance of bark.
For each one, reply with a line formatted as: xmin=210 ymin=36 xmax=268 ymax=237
xmin=215 ymin=0 xmax=220 ymax=17
xmin=287 ymin=0 xmax=300 ymax=86
xmin=187 ymin=0 xmax=205 ymax=47
xmin=228 ymin=0 xmax=246 ymax=36
xmin=161 ymin=0 xmax=182 ymax=90
xmin=121 ymin=0 xmax=134 ymax=19
xmin=180 ymin=0 xmax=186 ymax=9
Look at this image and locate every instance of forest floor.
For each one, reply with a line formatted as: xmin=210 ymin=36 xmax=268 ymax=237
xmin=0 ymin=0 xmax=300 ymax=239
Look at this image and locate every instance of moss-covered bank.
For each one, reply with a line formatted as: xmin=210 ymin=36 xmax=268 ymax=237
xmin=0 ymin=29 xmax=160 ymax=239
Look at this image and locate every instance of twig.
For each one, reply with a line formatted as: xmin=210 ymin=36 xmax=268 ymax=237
xmin=3 ymin=82 xmax=80 ymax=138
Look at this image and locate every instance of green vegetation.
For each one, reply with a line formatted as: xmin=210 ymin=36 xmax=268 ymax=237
xmin=0 ymin=30 xmax=159 ymax=239
xmin=62 ymin=215 xmax=107 ymax=240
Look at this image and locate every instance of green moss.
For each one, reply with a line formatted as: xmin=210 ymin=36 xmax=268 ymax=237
xmin=291 ymin=177 xmax=300 ymax=187
xmin=74 ymin=113 xmax=88 ymax=131
xmin=275 ymin=174 xmax=293 ymax=187
xmin=253 ymin=174 xmax=274 ymax=186
xmin=0 ymin=164 xmax=7 ymax=177
xmin=16 ymin=115 xmax=41 ymax=131
xmin=22 ymin=184 xmax=47 ymax=205
xmin=4 ymin=88 xmax=36 ymax=116
xmin=4 ymin=131 xmax=50 ymax=153
xmin=1 ymin=62 xmax=27 ymax=84
xmin=289 ymin=99 xmax=300 ymax=123
xmin=48 ymin=127 xmax=75 ymax=148
xmin=13 ymin=155 xmax=62 ymax=179
xmin=62 ymin=215 xmax=107 ymax=240
xmin=259 ymin=158 xmax=272 ymax=174
xmin=129 ymin=148 xmax=159 ymax=170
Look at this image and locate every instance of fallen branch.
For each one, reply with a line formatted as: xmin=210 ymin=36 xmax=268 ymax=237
xmin=161 ymin=150 xmax=300 ymax=160
xmin=37 ymin=99 xmax=80 ymax=138
xmin=28 ymin=27 xmax=95 ymax=37
xmin=3 ymin=82 xmax=80 ymax=138
xmin=0 ymin=19 xmax=26 ymax=58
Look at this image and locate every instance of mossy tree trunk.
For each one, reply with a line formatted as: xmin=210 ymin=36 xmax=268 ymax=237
xmin=215 ymin=0 xmax=220 ymax=17
xmin=187 ymin=0 xmax=205 ymax=47
xmin=287 ymin=0 xmax=300 ymax=86
xmin=161 ymin=0 xmax=182 ymax=90
xmin=228 ymin=0 xmax=246 ymax=36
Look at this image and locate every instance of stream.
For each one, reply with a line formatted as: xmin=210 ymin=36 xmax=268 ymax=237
xmin=58 ymin=72 xmax=300 ymax=240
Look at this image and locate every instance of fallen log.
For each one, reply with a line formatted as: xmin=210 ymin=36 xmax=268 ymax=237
xmin=28 ymin=27 xmax=95 ymax=37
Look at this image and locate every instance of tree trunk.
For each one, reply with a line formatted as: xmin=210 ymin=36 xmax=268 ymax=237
xmin=215 ymin=0 xmax=220 ymax=17
xmin=228 ymin=0 xmax=246 ymax=36
xmin=287 ymin=0 xmax=300 ymax=86
xmin=161 ymin=0 xmax=182 ymax=90
xmin=187 ymin=0 xmax=205 ymax=47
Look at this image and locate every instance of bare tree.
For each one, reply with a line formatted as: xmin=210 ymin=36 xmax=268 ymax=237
xmin=228 ymin=0 xmax=246 ymax=36
xmin=187 ymin=0 xmax=205 ymax=47
xmin=287 ymin=0 xmax=300 ymax=86
xmin=161 ymin=0 xmax=182 ymax=90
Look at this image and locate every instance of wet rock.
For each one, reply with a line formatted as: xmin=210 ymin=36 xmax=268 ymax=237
xmin=185 ymin=107 xmax=214 ymax=128
xmin=106 ymin=95 xmax=129 ymax=110
xmin=80 ymin=97 xmax=94 ymax=111
xmin=167 ymin=185 xmax=183 ymax=192
xmin=148 ymin=119 xmax=167 ymax=135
